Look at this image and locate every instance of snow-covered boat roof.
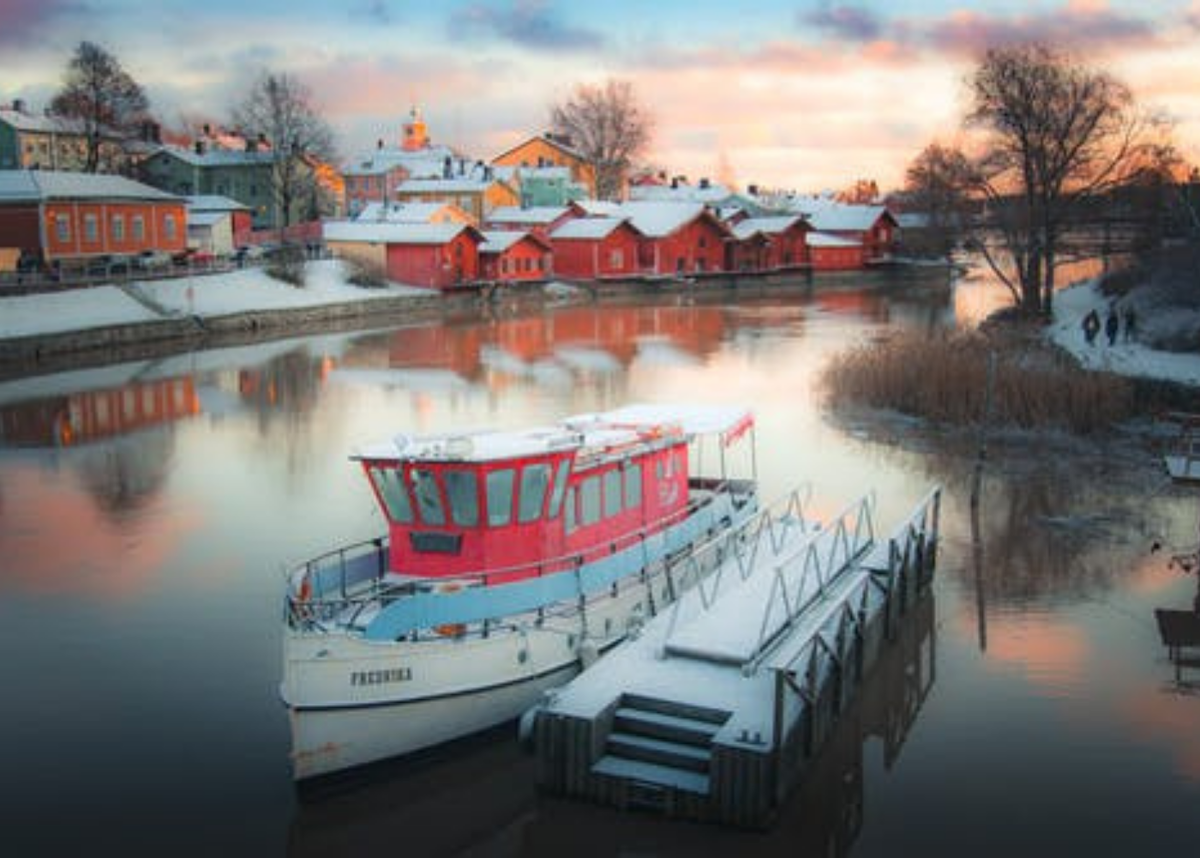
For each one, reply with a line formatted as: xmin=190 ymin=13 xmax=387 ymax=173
xmin=353 ymin=403 xmax=753 ymax=463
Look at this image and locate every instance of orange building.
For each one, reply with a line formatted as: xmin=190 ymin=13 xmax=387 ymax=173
xmin=0 ymin=170 xmax=186 ymax=270
xmin=491 ymin=134 xmax=597 ymax=199
xmin=393 ymin=173 xmax=518 ymax=223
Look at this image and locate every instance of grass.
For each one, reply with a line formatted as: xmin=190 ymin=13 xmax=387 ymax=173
xmin=819 ymin=328 xmax=1139 ymax=434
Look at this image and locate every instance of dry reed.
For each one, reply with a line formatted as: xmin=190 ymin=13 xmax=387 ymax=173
xmin=819 ymin=329 xmax=1137 ymax=434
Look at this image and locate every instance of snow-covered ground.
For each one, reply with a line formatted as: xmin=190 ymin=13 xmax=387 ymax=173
xmin=0 ymin=260 xmax=434 ymax=339
xmin=1049 ymin=280 xmax=1200 ymax=387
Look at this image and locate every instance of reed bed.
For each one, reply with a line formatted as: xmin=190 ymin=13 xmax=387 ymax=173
xmin=820 ymin=330 xmax=1138 ymax=434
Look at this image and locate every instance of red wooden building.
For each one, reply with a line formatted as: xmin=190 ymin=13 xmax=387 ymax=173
xmin=480 ymin=230 xmax=552 ymax=281
xmin=805 ymin=204 xmax=898 ymax=262
xmin=0 ymin=169 xmax=186 ymax=270
xmin=618 ymin=202 xmax=729 ymax=275
xmin=548 ymin=217 xmax=643 ymax=279
xmin=324 ymin=220 xmax=484 ymax=289
xmin=807 ymin=232 xmax=865 ymax=270
xmin=728 ymin=215 xmax=811 ymax=272
xmin=484 ymin=204 xmax=581 ymax=238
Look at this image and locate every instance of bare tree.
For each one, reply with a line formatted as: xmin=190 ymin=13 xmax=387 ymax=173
xmin=965 ymin=44 xmax=1174 ymax=317
xmin=232 ymin=71 xmax=337 ymax=241
xmin=551 ymin=79 xmax=652 ymax=200
xmin=51 ymin=41 xmax=149 ymax=173
xmin=902 ymin=143 xmax=973 ymax=258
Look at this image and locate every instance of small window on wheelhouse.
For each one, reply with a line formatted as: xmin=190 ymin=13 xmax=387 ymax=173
xmin=519 ymin=463 xmax=551 ymax=524
xmin=603 ymin=469 xmax=621 ymax=517
xmin=410 ymin=469 xmax=445 ymax=525
xmin=580 ymin=475 xmax=601 ymax=526
xmin=486 ymin=468 xmax=515 ymax=526
xmin=368 ymin=466 xmax=413 ymax=523
xmin=445 ymin=470 xmax=479 ymax=526
xmin=564 ymin=486 xmax=577 ymax=533
xmin=548 ymin=459 xmax=571 ymax=518
xmin=625 ymin=463 xmax=642 ymax=508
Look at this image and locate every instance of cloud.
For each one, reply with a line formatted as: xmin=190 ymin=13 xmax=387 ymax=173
xmin=0 ymin=0 xmax=84 ymax=45
xmin=801 ymin=4 xmax=884 ymax=43
xmin=449 ymin=0 xmax=604 ymax=51
xmin=796 ymin=1 xmax=1161 ymax=59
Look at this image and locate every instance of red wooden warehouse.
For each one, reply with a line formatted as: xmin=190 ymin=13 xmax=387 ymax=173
xmin=618 ymin=202 xmax=730 ymax=275
xmin=549 ymin=217 xmax=643 ymax=279
xmin=728 ymin=215 xmax=811 ymax=272
xmin=324 ymin=220 xmax=484 ymax=289
xmin=479 ymin=230 xmax=553 ymax=281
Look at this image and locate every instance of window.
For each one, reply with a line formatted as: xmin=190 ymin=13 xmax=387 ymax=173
xmin=548 ymin=460 xmax=571 ymax=518
xmin=132 ymin=215 xmax=145 ymax=241
xmin=609 ymin=249 xmax=623 ymax=269
xmin=112 ymin=215 xmax=125 ymax=242
xmin=699 ymin=236 xmax=707 ymax=249
xmin=580 ymin=476 xmax=601 ymax=526
xmin=369 ymin=467 xmax=413 ymax=523
xmin=55 ymin=214 xmax=70 ymax=242
xmin=83 ymin=214 xmax=98 ymax=243
xmin=518 ymin=463 xmax=551 ymax=524
xmin=603 ymin=469 xmax=622 ymax=517
xmin=624 ymin=464 xmax=642 ymax=509
xmin=564 ymin=487 xmax=577 ymax=533
xmin=445 ymin=470 xmax=479 ymax=526
xmin=486 ymin=468 xmax=515 ymax=526
xmin=409 ymin=469 xmax=445 ymax=525
xmin=164 ymin=214 xmax=176 ymax=241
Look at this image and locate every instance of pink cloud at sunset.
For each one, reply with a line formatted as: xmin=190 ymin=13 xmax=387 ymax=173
xmin=3 ymin=1 xmax=1200 ymax=189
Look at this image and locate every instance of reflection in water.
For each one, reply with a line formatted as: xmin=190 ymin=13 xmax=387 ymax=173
xmin=287 ymin=597 xmax=936 ymax=857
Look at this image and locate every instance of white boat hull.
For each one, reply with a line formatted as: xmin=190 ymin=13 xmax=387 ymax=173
xmin=285 ymin=579 xmax=660 ymax=780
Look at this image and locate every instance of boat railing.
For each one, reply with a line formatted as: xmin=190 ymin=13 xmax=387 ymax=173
xmin=285 ymin=476 xmax=759 ymax=630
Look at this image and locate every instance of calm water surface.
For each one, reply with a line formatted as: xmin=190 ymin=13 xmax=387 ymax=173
xmin=1 ymin=272 xmax=1197 ymax=856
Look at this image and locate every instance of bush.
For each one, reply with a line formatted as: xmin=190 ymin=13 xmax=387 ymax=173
xmin=266 ymin=244 xmax=306 ymax=287
xmin=344 ymin=258 xmax=388 ymax=288
xmin=820 ymin=329 xmax=1137 ymax=434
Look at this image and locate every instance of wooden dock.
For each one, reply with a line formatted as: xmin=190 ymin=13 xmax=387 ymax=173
xmin=529 ymin=486 xmax=941 ymax=828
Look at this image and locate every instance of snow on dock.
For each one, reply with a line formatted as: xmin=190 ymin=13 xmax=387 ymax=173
xmin=530 ymin=486 xmax=941 ymax=828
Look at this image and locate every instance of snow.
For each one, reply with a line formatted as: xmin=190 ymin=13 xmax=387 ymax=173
xmin=616 ymin=201 xmax=708 ymax=238
xmin=550 ymin=217 xmax=629 ymax=240
xmin=0 ymin=260 xmax=433 ymax=339
xmin=1048 ymin=280 xmax=1200 ymax=387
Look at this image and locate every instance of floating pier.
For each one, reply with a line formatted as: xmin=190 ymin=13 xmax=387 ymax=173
xmin=529 ymin=486 xmax=941 ymax=828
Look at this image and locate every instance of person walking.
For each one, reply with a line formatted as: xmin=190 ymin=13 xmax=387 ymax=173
xmin=1123 ymin=304 xmax=1137 ymax=342
xmin=1105 ymin=306 xmax=1119 ymax=346
xmin=1082 ymin=309 xmax=1101 ymax=345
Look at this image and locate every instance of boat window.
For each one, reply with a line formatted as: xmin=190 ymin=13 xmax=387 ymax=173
xmin=547 ymin=459 xmax=571 ymax=518
xmin=486 ymin=468 xmax=514 ymax=526
xmin=580 ymin=476 xmax=601 ymax=526
xmin=368 ymin=466 xmax=413 ymax=523
xmin=564 ymin=486 xmax=577 ymax=533
xmin=410 ymin=469 xmax=445 ymax=525
xmin=445 ymin=470 xmax=479 ymax=527
xmin=518 ymin=463 xmax=551 ymax=524
xmin=625 ymin=463 xmax=642 ymax=508
xmin=603 ymin=469 xmax=621 ymax=517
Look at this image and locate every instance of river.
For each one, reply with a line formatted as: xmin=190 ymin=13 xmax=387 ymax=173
xmin=1 ymin=270 xmax=1197 ymax=856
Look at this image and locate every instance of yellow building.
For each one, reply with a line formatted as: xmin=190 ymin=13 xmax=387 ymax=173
xmin=393 ymin=172 xmax=519 ymax=223
xmin=492 ymin=134 xmax=597 ymax=199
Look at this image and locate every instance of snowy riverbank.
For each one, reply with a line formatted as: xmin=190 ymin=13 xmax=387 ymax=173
xmin=1048 ymin=280 xmax=1200 ymax=388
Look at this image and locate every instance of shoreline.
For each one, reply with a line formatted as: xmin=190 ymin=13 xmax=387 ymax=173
xmin=0 ymin=263 xmax=950 ymax=381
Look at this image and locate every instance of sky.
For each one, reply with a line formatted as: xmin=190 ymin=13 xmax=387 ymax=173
xmin=4 ymin=1 xmax=1200 ymax=192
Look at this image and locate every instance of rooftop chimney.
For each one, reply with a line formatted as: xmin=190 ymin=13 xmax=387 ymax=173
xmin=11 ymin=98 xmax=25 ymax=114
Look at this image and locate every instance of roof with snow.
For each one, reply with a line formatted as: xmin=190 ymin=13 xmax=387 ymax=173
xmin=796 ymin=202 xmax=891 ymax=232
xmin=0 ymin=108 xmax=98 ymax=136
xmin=323 ymin=220 xmax=481 ymax=245
xmin=550 ymin=217 xmax=635 ymax=240
xmin=187 ymin=211 xmax=229 ymax=228
xmin=617 ymin=201 xmax=725 ymax=239
xmin=807 ymin=231 xmax=862 ymax=248
xmin=731 ymin=215 xmax=808 ymax=241
xmin=0 ymin=170 xmax=181 ymax=203
xmin=354 ymin=201 xmax=464 ymax=223
xmin=186 ymin=194 xmax=249 ymax=212
xmin=480 ymin=230 xmax=550 ymax=254
xmin=341 ymin=144 xmax=459 ymax=178
xmin=629 ymin=182 xmax=733 ymax=205
xmin=398 ymin=176 xmax=509 ymax=194
xmin=148 ymin=144 xmax=276 ymax=168
xmin=487 ymin=205 xmax=571 ymax=225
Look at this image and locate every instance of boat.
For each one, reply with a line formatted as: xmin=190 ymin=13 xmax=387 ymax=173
xmin=281 ymin=404 xmax=760 ymax=780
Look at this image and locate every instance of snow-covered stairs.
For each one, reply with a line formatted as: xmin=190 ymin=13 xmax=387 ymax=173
xmin=591 ymin=694 xmax=730 ymax=797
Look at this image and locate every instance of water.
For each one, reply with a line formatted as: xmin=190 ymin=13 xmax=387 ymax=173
xmin=1 ymin=272 xmax=1197 ymax=856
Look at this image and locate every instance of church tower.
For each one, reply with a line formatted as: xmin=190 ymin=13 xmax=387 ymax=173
xmin=401 ymin=106 xmax=428 ymax=151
